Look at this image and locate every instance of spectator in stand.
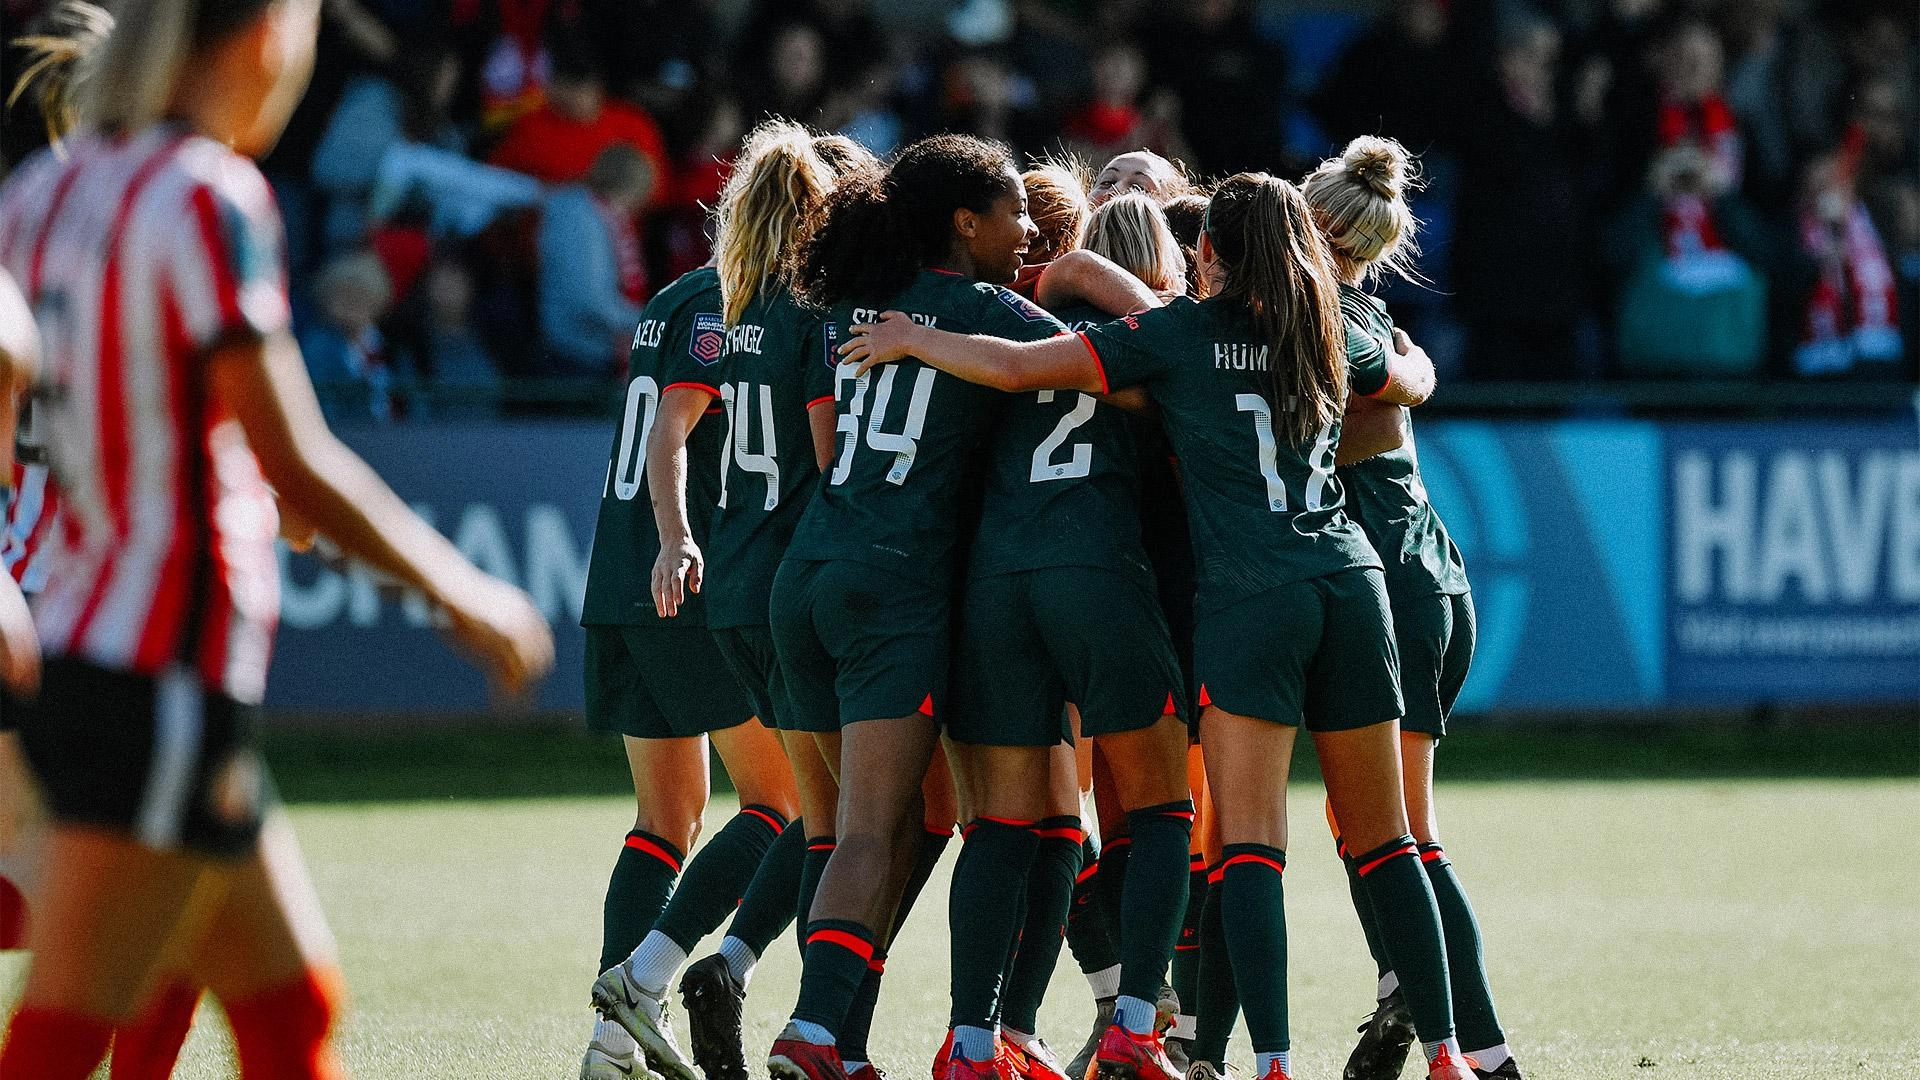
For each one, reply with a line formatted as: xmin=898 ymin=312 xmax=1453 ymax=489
xmin=1718 ymin=0 xmax=1849 ymax=213
xmin=1063 ymin=43 xmax=1192 ymax=169
xmin=736 ymin=0 xmax=881 ymax=80
xmin=744 ymin=22 xmax=832 ymax=126
xmin=536 ymin=144 xmax=655 ymax=380
xmin=658 ymin=94 xmax=747 ymax=280
xmin=1143 ymin=0 xmax=1290 ymax=176
xmin=1790 ymin=147 xmax=1904 ymax=379
xmin=312 ymin=44 xmax=468 ymax=251
xmin=928 ymin=50 xmax=1049 ymax=162
xmin=489 ymin=41 xmax=671 ymax=199
xmin=1452 ymin=11 xmax=1595 ymax=380
xmin=302 ymin=252 xmax=404 ymax=423
xmin=1311 ymin=0 xmax=1462 ymax=152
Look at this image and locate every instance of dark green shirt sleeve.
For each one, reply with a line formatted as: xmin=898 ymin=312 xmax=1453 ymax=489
xmin=657 ymin=299 xmax=727 ymax=392
xmin=1339 ymin=290 xmax=1391 ymax=398
xmin=1080 ymin=309 xmax=1176 ymax=393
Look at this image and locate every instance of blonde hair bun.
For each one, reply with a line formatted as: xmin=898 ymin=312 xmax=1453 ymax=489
xmin=1341 ymin=136 xmax=1410 ymax=200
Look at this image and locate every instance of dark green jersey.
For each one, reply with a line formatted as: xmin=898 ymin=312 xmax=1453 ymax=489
xmin=582 ymin=268 xmax=728 ymax=626
xmin=1080 ymin=297 xmax=1380 ymax=615
xmin=784 ymin=269 xmax=1069 ymax=585
xmin=1333 ymin=285 xmax=1469 ymax=596
xmin=967 ymin=301 xmax=1153 ymax=584
xmin=704 ymin=281 xmax=830 ymax=628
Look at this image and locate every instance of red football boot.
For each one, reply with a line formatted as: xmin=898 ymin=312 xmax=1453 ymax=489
xmin=1090 ymin=1025 xmax=1181 ymax=1080
xmin=1426 ymin=1045 xmax=1478 ymax=1080
xmin=769 ymin=1025 xmax=849 ymax=1080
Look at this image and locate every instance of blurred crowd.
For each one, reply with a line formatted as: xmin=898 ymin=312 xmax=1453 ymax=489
xmin=3 ymin=0 xmax=1914 ymax=420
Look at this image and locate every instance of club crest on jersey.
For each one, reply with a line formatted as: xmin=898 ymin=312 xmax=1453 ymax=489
xmin=690 ymin=313 xmax=725 ymax=365
xmin=823 ymin=322 xmax=841 ymax=368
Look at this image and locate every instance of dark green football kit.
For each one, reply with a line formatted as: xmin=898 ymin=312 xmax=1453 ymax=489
xmin=581 ymin=268 xmax=753 ymax=738
xmin=701 ymin=280 xmax=831 ymax=729
xmin=772 ymin=269 xmax=1067 ymax=731
xmin=1079 ymin=297 xmax=1403 ymax=732
xmin=950 ymin=301 xmax=1185 ymax=747
xmin=1335 ymin=284 xmax=1474 ymax=736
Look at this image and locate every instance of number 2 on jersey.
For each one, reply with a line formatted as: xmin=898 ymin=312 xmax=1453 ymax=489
xmin=1029 ymin=390 xmax=1096 ymax=482
xmin=830 ymin=363 xmax=936 ymax=487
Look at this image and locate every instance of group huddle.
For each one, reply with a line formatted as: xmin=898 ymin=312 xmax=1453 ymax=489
xmin=573 ymin=124 xmax=1522 ymax=1080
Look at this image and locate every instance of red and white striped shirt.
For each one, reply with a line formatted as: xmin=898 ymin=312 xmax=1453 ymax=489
xmin=0 ymin=125 xmax=287 ymax=704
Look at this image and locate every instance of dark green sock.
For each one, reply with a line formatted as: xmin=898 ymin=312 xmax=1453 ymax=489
xmin=1336 ymin=834 xmax=1392 ymax=982
xmin=1220 ymin=844 xmax=1288 ymax=1054
xmin=1117 ymin=801 xmax=1194 ymax=1003
xmin=726 ymin=817 xmax=808 ymax=957
xmin=1066 ymin=836 xmax=1119 ymax=976
xmin=1420 ymin=843 xmax=1506 ymax=1051
xmin=838 ymin=949 xmax=885 ymax=1064
xmin=653 ymin=806 xmax=788 ymax=951
xmin=1353 ymin=836 xmax=1454 ymax=1045
xmin=791 ymin=919 xmax=875 ymax=1037
xmin=1170 ymin=854 xmax=1207 ymax=1016
xmin=948 ymin=818 xmax=1038 ymax=1029
xmin=1094 ymin=834 xmax=1132 ymax=966
xmin=1190 ymin=870 xmax=1240 ymax=1067
xmin=792 ymin=837 xmax=835 ymax=955
xmin=600 ymin=829 xmax=683 ymax=974
xmin=836 ymin=828 xmax=949 ymax=1058
xmin=1001 ymin=817 xmax=1084 ymax=1035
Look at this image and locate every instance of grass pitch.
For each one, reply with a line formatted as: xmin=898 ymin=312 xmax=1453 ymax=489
xmin=4 ymin=727 xmax=1917 ymax=1079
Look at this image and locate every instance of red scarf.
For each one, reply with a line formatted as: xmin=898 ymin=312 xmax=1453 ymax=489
xmin=1796 ymin=201 xmax=1902 ymax=374
xmin=1657 ymin=96 xmax=1741 ymax=258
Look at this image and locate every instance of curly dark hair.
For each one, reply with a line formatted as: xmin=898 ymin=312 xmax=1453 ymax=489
xmin=790 ymin=133 xmax=1019 ymax=309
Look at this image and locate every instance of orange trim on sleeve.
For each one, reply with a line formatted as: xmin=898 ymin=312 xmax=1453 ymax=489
xmin=1076 ymin=331 xmax=1110 ymax=395
xmin=663 ymin=381 xmax=720 ymax=398
xmin=806 ymin=395 xmax=835 ymax=410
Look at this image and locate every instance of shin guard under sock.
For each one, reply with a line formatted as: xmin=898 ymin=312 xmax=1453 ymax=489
xmin=1117 ymin=801 xmax=1194 ymax=1005
xmin=0 ymin=1005 xmax=114 ymax=1079
xmin=793 ymin=837 xmax=835 ymax=954
xmin=791 ymin=919 xmax=876 ymax=1039
xmin=948 ymin=817 xmax=1039 ymax=1030
xmin=1170 ymin=852 xmax=1207 ymax=1027
xmin=652 ymin=806 xmax=788 ymax=955
xmin=1065 ymin=835 xmax=1120 ymax=977
xmin=1353 ymin=836 xmax=1455 ymax=1046
xmin=838 ymin=950 xmax=885 ymax=1066
xmin=223 ymin=968 xmax=348 ymax=1080
xmin=1000 ymin=817 xmax=1083 ymax=1035
xmin=1189 ymin=867 xmax=1241 ymax=1067
xmin=108 ymin=980 xmax=201 ymax=1080
xmin=1420 ymin=842 xmax=1506 ymax=1052
xmin=1336 ymin=833 xmax=1393 ymax=983
xmin=722 ymin=816 xmax=809 ymax=970
xmin=1219 ymin=844 xmax=1288 ymax=1055
xmin=601 ymin=829 xmax=684 ymax=974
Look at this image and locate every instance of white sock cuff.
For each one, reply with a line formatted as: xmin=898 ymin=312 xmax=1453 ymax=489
xmin=1087 ymin=964 xmax=1123 ymax=1000
xmin=625 ymin=930 xmax=688 ymax=997
xmin=1376 ymin=970 xmax=1400 ymax=1000
xmin=1170 ymin=1014 xmax=1198 ymax=1039
xmin=1467 ymin=1043 xmax=1512 ymax=1069
xmin=719 ymin=936 xmax=760 ymax=987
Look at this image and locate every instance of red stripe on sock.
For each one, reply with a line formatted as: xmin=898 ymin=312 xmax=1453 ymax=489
xmin=926 ymin=823 xmax=955 ymax=838
xmin=741 ymin=807 xmax=788 ymax=833
xmin=1188 ymin=853 xmax=1207 ymax=867
xmin=1034 ymin=826 xmax=1084 ymax=841
xmin=1356 ymin=844 xmax=1418 ymax=877
xmin=807 ymin=928 xmax=876 ymax=963
xmin=979 ymin=815 xmax=1038 ymax=828
xmin=867 ymin=956 xmax=887 ymax=973
xmin=1075 ymin=864 xmax=1101 ymax=884
xmin=1207 ymin=868 xmax=1225 ymax=884
xmin=1420 ymin=847 xmax=1446 ymax=863
xmin=1222 ymin=852 xmax=1286 ymax=876
xmin=808 ymin=841 xmax=838 ymax=852
xmin=624 ymin=833 xmax=684 ymax=873
xmin=1173 ymin=944 xmax=1199 ymax=952
xmin=1105 ymin=836 xmax=1132 ymax=850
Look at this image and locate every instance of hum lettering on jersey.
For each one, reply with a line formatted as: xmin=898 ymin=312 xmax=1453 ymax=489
xmin=783 ymin=271 xmax=1068 ymax=585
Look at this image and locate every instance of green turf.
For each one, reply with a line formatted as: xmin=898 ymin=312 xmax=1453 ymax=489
xmin=7 ymin=771 xmax=1917 ymax=1078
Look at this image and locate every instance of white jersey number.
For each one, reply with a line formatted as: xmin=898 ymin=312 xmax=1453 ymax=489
xmin=830 ymin=363 xmax=937 ymax=487
xmin=1235 ymin=393 xmax=1336 ymax=513
xmin=608 ymin=375 xmax=661 ymax=501
xmin=1029 ymin=390 xmax=1097 ymax=483
xmin=719 ymin=381 xmax=782 ymax=511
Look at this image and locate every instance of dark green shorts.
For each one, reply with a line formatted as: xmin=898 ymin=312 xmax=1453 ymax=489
xmin=950 ymin=567 xmax=1183 ymax=747
xmin=712 ymin=625 xmax=789 ymax=730
xmin=1194 ymin=567 xmax=1403 ymax=733
xmin=583 ymin=623 xmax=755 ymax=739
xmin=769 ymin=559 xmax=946 ymax=733
xmin=1391 ymin=590 xmax=1475 ymax=738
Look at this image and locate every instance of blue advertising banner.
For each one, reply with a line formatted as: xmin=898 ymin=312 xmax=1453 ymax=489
xmin=264 ymin=416 xmax=1919 ymax=714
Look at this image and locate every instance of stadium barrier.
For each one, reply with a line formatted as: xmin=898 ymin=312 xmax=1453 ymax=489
xmin=267 ymin=415 xmax=1920 ymax=715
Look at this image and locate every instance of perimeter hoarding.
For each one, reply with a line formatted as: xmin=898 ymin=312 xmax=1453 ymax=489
xmin=263 ymin=417 xmax=1920 ymax=714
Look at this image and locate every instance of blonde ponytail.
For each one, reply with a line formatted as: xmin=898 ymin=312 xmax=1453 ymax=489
xmin=8 ymin=0 xmax=115 ymax=143
xmin=1021 ymin=156 xmax=1091 ymax=264
xmin=714 ymin=119 xmax=836 ymax=325
xmin=1082 ymin=191 xmax=1186 ymax=298
xmin=1302 ymin=135 xmax=1423 ymax=285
